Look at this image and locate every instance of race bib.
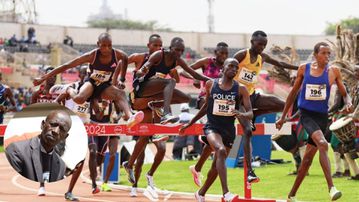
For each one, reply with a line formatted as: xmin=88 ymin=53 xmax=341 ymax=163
xmin=213 ymin=99 xmax=235 ymax=116
xmin=76 ymin=102 xmax=89 ymax=115
xmin=90 ymin=70 xmax=112 ymax=85
xmin=238 ymin=68 xmax=257 ymax=84
xmin=305 ymin=84 xmax=326 ymax=100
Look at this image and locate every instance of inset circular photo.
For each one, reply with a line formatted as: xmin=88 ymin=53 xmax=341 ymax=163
xmin=4 ymin=102 xmax=87 ymax=183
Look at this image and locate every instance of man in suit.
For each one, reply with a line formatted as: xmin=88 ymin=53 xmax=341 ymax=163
xmin=5 ymin=110 xmax=72 ymax=182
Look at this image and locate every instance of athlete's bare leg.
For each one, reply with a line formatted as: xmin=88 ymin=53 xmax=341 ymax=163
xmin=252 ymin=94 xmax=285 ymax=117
xmin=138 ymin=78 xmax=190 ymax=115
xmin=103 ymin=137 xmax=119 ymax=183
xmin=88 ymin=143 xmax=98 ymax=189
xmin=101 ymin=85 xmax=133 ymax=120
xmin=132 ymin=89 xmax=191 ymax=110
xmin=67 ymin=82 xmax=94 ymax=104
xmin=198 ymin=131 xmax=231 ymax=196
xmin=288 ymin=130 xmax=333 ymax=198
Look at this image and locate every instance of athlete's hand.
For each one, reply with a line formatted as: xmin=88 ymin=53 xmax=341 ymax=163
xmin=193 ymin=80 xmax=201 ymax=89
xmin=179 ymin=123 xmax=190 ymax=136
xmin=33 ymin=77 xmax=45 ymax=86
xmin=232 ymin=109 xmax=245 ymax=119
xmin=275 ymin=117 xmax=286 ymax=130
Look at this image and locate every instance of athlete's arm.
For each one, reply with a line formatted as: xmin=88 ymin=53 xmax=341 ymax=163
xmin=276 ymin=64 xmax=304 ymax=130
xmin=128 ymin=53 xmax=145 ymax=70
xmin=179 ymin=80 xmax=212 ymax=135
xmin=136 ymin=50 xmax=162 ymax=77
xmin=234 ymin=86 xmax=253 ymax=120
xmin=262 ymin=53 xmax=298 ymax=70
xmin=33 ymin=52 xmax=94 ymax=86
xmin=113 ymin=50 xmax=128 ymax=87
xmin=177 ymin=58 xmax=210 ymax=81
xmin=333 ymin=67 xmax=353 ymax=112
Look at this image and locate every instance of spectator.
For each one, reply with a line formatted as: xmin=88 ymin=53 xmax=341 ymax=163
xmin=171 ymin=103 xmax=202 ymax=160
xmin=26 ymin=27 xmax=37 ymax=44
xmin=63 ymin=35 xmax=74 ymax=47
xmin=8 ymin=34 xmax=18 ymax=46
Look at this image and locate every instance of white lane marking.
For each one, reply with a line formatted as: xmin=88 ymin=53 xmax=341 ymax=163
xmin=11 ymin=174 xmax=116 ymax=202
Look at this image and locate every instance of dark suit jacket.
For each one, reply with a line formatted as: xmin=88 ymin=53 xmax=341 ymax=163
xmin=5 ymin=136 xmax=66 ymax=182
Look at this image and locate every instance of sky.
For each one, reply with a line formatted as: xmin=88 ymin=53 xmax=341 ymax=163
xmin=34 ymin=0 xmax=359 ymax=35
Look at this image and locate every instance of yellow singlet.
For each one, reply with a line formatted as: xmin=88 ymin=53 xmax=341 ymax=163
xmin=234 ymin=49 xmax=262 ymax=95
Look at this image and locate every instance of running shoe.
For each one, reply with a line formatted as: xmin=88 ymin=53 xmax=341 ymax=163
xmin=145 ymin=185 xmax=159 ymax=199
xmin=160 ymin=113 xmax=175 ymax=124
xmin=195 ymin=191 xmax=205 ymax=202
xmin=129 ymin=187 xmax=137 ymax=197
xmin=122 ymin=161 xmax=136 ymax=184
xmin=247 ymin=170 xmax=260 ymax=183
xmin=287 ymin=196 xmax=297 ymax=202
xmin=146 ymin=173 xmax=155 ymax=188
xmin=126 ymin=111 xmax=144 ymax=128
xmin=189 ymin=165 xmax=203 ymax=187
xmin=37 ymin=186 xmax=46 ymax=196
xmin=64 ymin=192 xmax=79 ymax=201
xmin=221 ymin=193 xmax=240 ymax=202
xmin=329 ymin=186 xmax=342 ymax=201
xmin=101 ymin=183 xmax=112 ymax=192
xmin=92 ymin=186 xmax=100 ymax=194
xmin=152 ymin=135 xmax=169 ymax=142
xmin=49 ymin=83 xmax=72 ymax=95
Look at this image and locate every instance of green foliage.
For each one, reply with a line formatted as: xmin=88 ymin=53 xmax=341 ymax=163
xmin=325 ymin=17 xmax=359 ymax=35
xmin=87 ymin=18 xmax=172 ymax=31
xmin=119 ymin=150 xmax=359 ymax=202
xmin=0 ymin=146 xmax=3 ymax=152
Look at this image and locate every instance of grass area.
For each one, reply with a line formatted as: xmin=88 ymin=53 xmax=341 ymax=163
xmin=0 ymin=146 xmax=3 ymax=152
xmin=118 ymin=150 xmax=359 ymax=202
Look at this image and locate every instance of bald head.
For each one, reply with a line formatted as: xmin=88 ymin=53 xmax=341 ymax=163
xmin=98 ymin=33 xmax=112 ymax=42
xmin=224 ymin=58 xmax=239 ymax=67
xmin=170 ymin=37 xmax=184 ymax=47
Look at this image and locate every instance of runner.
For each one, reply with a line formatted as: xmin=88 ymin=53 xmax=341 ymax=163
xmin=0 ymin=72 xmax=17 ymax=124
xmin=87 ymin=98 xmax=118 ymax=194
xmin=33 ymin=33 xmax=143 ymax=128
xmin=276 ymin=42 xmax=352 ymax=201
xmin=180 ymin=58 xmax=253 ymax=202
xmin=231 ymin=30 xmax=298 ymax=183
xmin=126 ymin=34 xmax=177 ymax=198
xmin=55 ymin=66 xmax=89 ymax=201
xmin=182 ymin=42 xmax=229 ymax=186
xmin=133 ymin=37 xmax=210 ymax=123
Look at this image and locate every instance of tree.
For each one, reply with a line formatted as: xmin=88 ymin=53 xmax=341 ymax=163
xmin=87 ymin=19 xmax=172 ymax=32
xmin=325 ymin=17 xmax=359 ymax=35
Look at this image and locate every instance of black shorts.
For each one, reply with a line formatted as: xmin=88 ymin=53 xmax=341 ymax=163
xmin=203 ymin=125 xmax=236 ymax=148
xmin=86 ymin=78 xmax=112 ymax=100
xmin=299 ymin=108 xmax=328 ymax=146
xmin=250 ymin=91 xmax=261 ymax=109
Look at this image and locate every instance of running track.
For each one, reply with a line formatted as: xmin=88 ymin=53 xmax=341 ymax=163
xmin=0 ymin=153 xmax=219 ymax=202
